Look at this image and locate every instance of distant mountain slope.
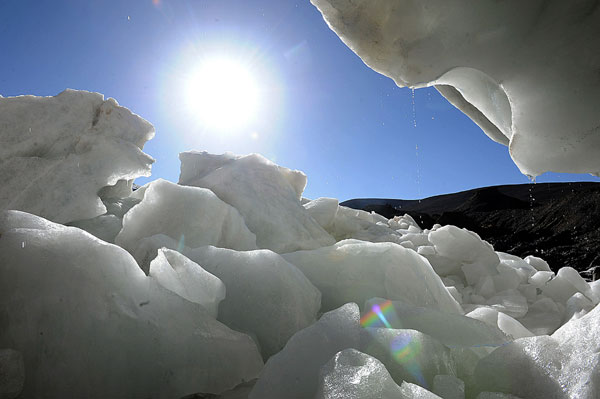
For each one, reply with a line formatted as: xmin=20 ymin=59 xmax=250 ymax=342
xmin=341 ymin=182 xmax=600 ymax=274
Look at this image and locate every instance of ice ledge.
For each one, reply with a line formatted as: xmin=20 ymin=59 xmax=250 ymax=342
xmin=312 ymin=0 xmax=600 ymax=177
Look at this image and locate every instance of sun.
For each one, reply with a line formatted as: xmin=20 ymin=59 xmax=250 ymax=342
xmin=186 ymin=59 xmax=259 ymax=129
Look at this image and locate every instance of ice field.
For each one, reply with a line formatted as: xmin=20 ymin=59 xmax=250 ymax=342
xmin=2 ymin=0 xmax=600 ymax=397
xmin=1 ymin=88 xmax=600 ymax=398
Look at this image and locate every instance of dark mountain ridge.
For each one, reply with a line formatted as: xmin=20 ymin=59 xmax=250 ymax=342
xmin=341 ymin=182 xmax=600 ymax=274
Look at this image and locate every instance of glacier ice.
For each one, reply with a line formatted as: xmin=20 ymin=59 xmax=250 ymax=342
xmin=473 ymin=303 xmax=600 ymax=398
xmin=432 ymin=374 xmax=465 ymax=399
xmin=179 ymin=151 xmax=334 ymax=253
xmin=465 ymin=308 xmax=533 ymax=340
xmin=283 ymin=240 xmax=463 ymax=314
xmin=0 ymin=211 xmax=263 ymax=397
xmin=116 ymin=178 xmax=257 ymax=255
xmin=2 ymin=89 xmax=600 ymax=397
xmin=0 ymin=90 xmax=154 ymax=223
xmin=303 ymin=197 xmax=339 ymax=231
xmin=249 ymin=303 xmax=362 ymax=399
xmin=181 ymin=245 xmax=322 ymax=359
xmin=314 ymin=348 xmax=448 ymax=399
xmin=363 ymin=298 xmax=511 ymax=349
xmin=311 ymin=0 xmax=600 ymax=177
xmin=148 ymin=247 xmax=225 ymax=318
xmin=314 ymin=349 xmax=406 ymax=399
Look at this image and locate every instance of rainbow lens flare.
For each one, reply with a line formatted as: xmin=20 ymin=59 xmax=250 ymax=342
xmin=391 ymin=333 xmax=425 ymax=387
xmin=360 ymin=300 xmax=394 ymax=328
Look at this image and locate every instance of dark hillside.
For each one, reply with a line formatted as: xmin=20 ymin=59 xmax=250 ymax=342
xmin=342 ymin=182 xmax=600 ymax=274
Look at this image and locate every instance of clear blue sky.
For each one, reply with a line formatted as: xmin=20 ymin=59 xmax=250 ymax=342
xmin=2 ymin=0 xmax=598 ymax=201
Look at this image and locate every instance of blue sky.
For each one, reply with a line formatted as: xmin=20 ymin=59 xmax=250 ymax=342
xmin=2 ymin=0 xmax=598 ymax=201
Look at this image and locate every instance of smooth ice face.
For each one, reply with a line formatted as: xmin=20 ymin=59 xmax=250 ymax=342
xmin=314 ymin=349 xmax=406 ymax=399
xmin=283 ymin=240 xmax=462 ymax=314
xmin=148 ymin=248 xmax=225 ymax=318
xmin=182 ymin=245 xmax=322 ymax=359
xmin=115 ymin=178 xmax=257 ymax=254
xmin=362 ymin=327 xmax=456 ymax=389
xmin=250 ymin=303 xmax=363 ymax=399
xmin=474 ymin=303 xmax=600 ymax=398
xmin=432 ymin=375 xmax=465 ymax=399
xmin=179 ymin=151 xmax=335 ymax=253
xmin=303 ymin=197 xmax=339 ymax=230
xmin=0 ymin=211 xmax=263 ymax=398
xmin=541 ymin=266 xmax=598 ymax=305
xmin=363 ymin=299 xmax=511 ymax=349
xmin=0 ymin=90 xmax=155 ymax=223
xmin=250 ymin=302 xmax=462 ymax=398
xmin=465 ymin=308 xmax=533 ymax=340
xmin=66 ymin=197 xmax=141 ymax=244
xmin=428 ymin=226 xmax=499 ymax=282
xmin=312 ymin=0 xmax=600 ymax=177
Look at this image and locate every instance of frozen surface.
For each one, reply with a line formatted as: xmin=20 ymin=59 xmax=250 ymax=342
xmin=364 ymin=298 xmax=510 ymax=349
xmin=66 ymin=196 xmax=140 ymax=243
xmin=0 ymin=90 xmax=154 ymax=223
xmin=311 ymin=0 xmax=600 ymax=176
xmin=314 ymin=349 xmax=405 ymax=399
xmin=362 ymin=327 xmax=456 ymax=389
xmin=3 ymin=88 xmax=600 ymax=397
xmin=303 ymin=197 xmax=339 ymax=230
xmin=283 ymin=240 xmax=462 ymax=314
xmin=315 ymin=349 xmax=445 ymax=399
xmin=432 ymin=375 xmax=464 ymax=399
xmin=179 ymin=151 xmax=334 ymax=253
xmin=474 ymin=303 xmax=600 ymax=398
xmin=181 ymin=245 xmax=321 ymax=358
xmin=0 ymin=211 xmax=263 ymax=398
xmin=429 ymin=226 xmax=499 ymax=282
xmin=116 ymin=178 xmax=257 ymax=254
xmin=250 ymin=303 xmax=463 ymax=398
xmin=148 ymin=248 xmax=225 ymax=318
xmin=465 ymin=308 xmax=533 ymax=340
xmin=249 ymin=303 xmax=362 ymax=399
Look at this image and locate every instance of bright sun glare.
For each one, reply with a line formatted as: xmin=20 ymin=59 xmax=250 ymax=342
xmin=186 ymin=59 xmax=259 ymax=129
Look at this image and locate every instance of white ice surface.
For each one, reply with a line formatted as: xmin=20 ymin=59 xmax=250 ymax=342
xmin=249 ymin=303 xmax=362 ymax=399
xmin=181 ymin=245 xmax=321 ymax=359
xmin=148 ymin=248 xmax=225 ymax=318
xmin=0 ymin=211 xmax=263 ymax=398
xmin=283 ymin=240 xmax=462 ymax=314
xmin=474 ymin=303 xmax=600 ymax=398
xmin=0 ymin=90 xmax=154 ymax=223
xmin=116 ymin=178 xmax=257 ymax=255
xmin=364 ymin=298 xmax=511 ymax=349
xmin=314 ymin=349 xmax=406 ymax=399
xmin=179 ymin=151 xmax=335 ymax=253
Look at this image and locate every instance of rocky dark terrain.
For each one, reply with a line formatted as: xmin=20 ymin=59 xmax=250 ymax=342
xmin=342 ymin=182 xmax=600 ymax=275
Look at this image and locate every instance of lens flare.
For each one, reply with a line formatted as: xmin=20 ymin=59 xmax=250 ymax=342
xmin=391 ymin=333 xmax=426 ymax=387
xmin=361 ymin=301 xmax=426 ymax=388
xmin=360 ymin=300 xmax=394 ymax=328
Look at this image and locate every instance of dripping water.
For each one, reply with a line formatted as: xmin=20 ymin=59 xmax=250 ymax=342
xmin=527 ymin=175 xmax=537 ymax=253
xmin=411 ymin=88 xmax=417 ymax=128
xmin=527 ymin=175 xmax=536 ymax=228
xmin=412 ymin=88 xmax=421 ymax=202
